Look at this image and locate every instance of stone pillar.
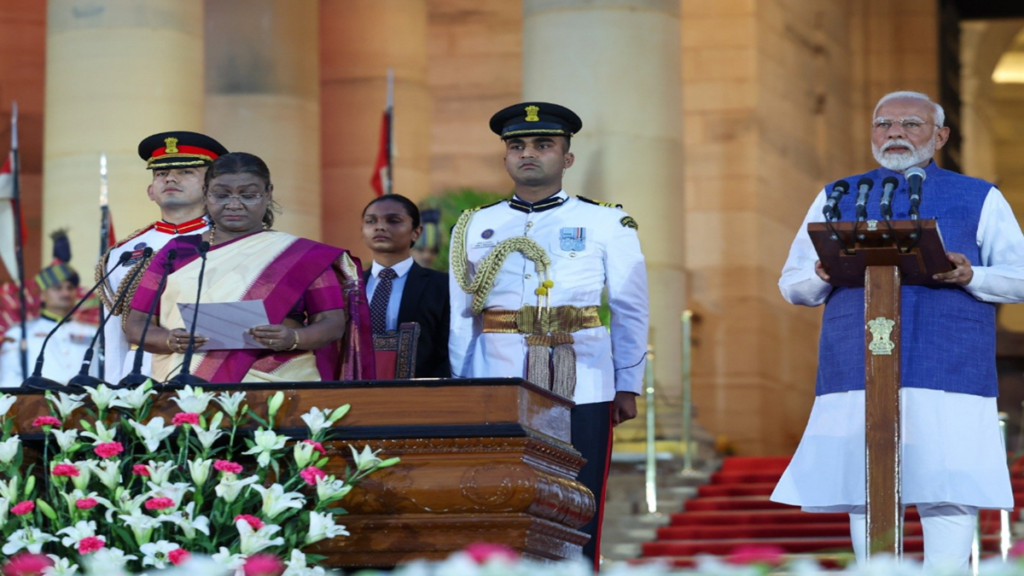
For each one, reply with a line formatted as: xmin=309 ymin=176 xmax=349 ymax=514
xmin=205 ymin=0 xmax=321 ymax=240
xmin=43 ymin=0 xmax=205 ymax=265
xmin=320 ymin=0 xmax=431 ymax=258
xmin=522 ymin=0 xmax=685 ymax=439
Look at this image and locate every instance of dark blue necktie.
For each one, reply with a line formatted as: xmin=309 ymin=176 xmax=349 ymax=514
xmin=371 ymin=268 xmax=397 ymax=335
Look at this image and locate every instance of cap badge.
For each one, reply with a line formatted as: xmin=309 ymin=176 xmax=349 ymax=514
xmin=164 ymin=137 xmax=179 ymax=154
xmin=525 ymin=105 xmax=540 ymax=122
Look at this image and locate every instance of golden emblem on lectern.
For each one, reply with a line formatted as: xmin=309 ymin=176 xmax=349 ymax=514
xmin=867 ymin=316 xmax=896 ymax=356
xmin=164 ymin=137 xmax=179 ymax=154
xmin=525 ymin=105 xmax=540 ymax=122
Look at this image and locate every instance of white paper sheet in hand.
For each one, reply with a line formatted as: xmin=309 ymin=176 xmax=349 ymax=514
xmin=177 ymin=300 xmax=270 ymax=350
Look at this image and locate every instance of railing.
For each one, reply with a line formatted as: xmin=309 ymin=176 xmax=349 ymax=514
xmin=644 ymin=345 xmax=657 ymax=514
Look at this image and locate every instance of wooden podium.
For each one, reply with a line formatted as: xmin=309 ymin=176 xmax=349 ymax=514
xmin=4 ymin=378 xmax=594 ymax=568
xmin=808 ymin=219 xmax=952 ymax=558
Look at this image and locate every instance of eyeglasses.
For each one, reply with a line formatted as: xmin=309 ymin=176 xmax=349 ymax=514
xmin=208 ymin=192 xmax=265 ymax=206
xmin=871 ymin=118 xmax=937 ymax=135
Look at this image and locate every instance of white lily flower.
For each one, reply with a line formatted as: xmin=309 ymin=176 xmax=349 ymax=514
xmin=56 ymin=519 xmax=97 ymax=547
xmin=215 ymin=391 xmax=247 ymax=420
xmin=81 ymin=420 xmax=118 ymax=444
xmin=160 ymin=501 xmax=210 ymax=541
xmin=2 ymin=527 xmax=59 ymax=555
xmin=0 ymin=393 xmax=16 ymax=417
xmin=293 ymin=440 xmax=316 ymax=468
xmin=86 ymin=384 xmax=116 ymax=411
xmin=83 ymin=547 xmax=137 ymax=571
xmin=252 ymin=483 xmax=306 ymax=519
xmin=243 ymin=428 xmax=288 ymax=467
xmin=171 ymin=385 xmax=214 ymax=414
xmin=140 ymin=540 xmax=180 ymax=570
xmin=0 ymin=435 xmax=19 ymax=464
xmin=194 ymin=412 xmax=224 ymax=452
xmin=69 ymin=461 xmax=92 ymax=492
xmin=87 ymin=459 xmax=122 ymax=491
xmin=315 ymin=474 xmax=352 ymax=502
xmin=188 ymin=457 xmax=213 ymax=488
xmin=129 ymin=418 xmax=175 ymax=453
xmin=104 ymin=491 xmax=148 ymax=523
xmin=305 ymin=510 xmax=350 ymax=545
xmin=119 ymin=511 xmax=162 ymax=546
xmin=0 ymin=498 xmax=9 ymax=530
xmin=50 ymin=429 xmax=79 ymax=453
xmin=0 ymin=476 xmax=17 ymax=500
xmin=215 ymin=474 xmax=259 ymax=503
xmin=42 ymin=556 xmax=78 ymax=576
xmin=300 ymin=407 xmax=331 ymax=436
xmin=146 ymin=460 xmax=177 ymax=486
xmin=147 ymin=481 xmax=192 ymax=508
xmin=212 ymin=547 xmax=247 ymax=572
xmin=237 ymin=518 xmax=285 ymax=555
xmin=46 ymin=391 xmax=86 ymax=419
xmin=283 ymin=549 xmax=326 ymax=576
xmin=110 ymin=382 xmax=155 ymax=411
xmin=350 ymin=444 xmax=385 ymax=471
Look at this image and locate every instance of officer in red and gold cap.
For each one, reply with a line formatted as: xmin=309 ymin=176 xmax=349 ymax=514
xmin=96 ymin=131 xmax=228 ymax=384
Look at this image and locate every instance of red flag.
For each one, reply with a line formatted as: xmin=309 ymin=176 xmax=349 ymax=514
xmin=370 ymin=110 xmax=391 ymax=196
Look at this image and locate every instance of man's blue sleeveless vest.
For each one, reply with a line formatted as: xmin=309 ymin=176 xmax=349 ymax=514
xmin=816 ymin=161 xmax=997 ymax=397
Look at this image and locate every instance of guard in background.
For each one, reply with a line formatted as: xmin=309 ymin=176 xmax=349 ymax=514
xmin=448 ymin=102 xmax=649 ymax=569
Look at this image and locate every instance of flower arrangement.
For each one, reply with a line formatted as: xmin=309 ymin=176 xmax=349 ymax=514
xmin=0 ymin=384 xmax=398 ymax=575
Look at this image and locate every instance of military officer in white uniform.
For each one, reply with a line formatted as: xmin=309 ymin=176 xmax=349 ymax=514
xmin=448 ymin=102 xmax=649 ymax=569
xmin=0 ymin=232 xmax=97 ymax=387
xmin=97 ymin=131 xmax=228 ymax=385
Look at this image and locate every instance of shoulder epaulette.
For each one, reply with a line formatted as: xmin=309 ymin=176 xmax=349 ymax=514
xmin=577 ymin=195 xmax=623 ymax=209
xmin=464 ymin=200 xmax=504 ymax=213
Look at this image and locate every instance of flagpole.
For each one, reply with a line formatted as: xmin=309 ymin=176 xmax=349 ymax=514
xmin=10 ymin=102 xmax=28 ymax=379
xmin=98 ymin=153 xmax=110 ymax=376
xmin=386 ymin=67 xmax=394 ymax=196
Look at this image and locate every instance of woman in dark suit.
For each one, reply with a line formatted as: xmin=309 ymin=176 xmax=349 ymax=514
xmin=361 ymin=195 xmax=450 ymax=378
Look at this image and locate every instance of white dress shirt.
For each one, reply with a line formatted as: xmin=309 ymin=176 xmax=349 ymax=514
xmin=366 ymin=257 xmax=414 ymax=333
xmin=0 ymin=313 xmax=98 ymax=387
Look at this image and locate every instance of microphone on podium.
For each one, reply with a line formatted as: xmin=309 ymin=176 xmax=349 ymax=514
xmin=855 ymin=177 xmax=873 ymax=222
xmin=68 ymin=247 xmax=153 ymax=389
xmin=906 ymin=166 xmax=927 ymax=220
xmin=167 ymin=241 xmax=211 ymax=386
xmin=23 ymin=251 xmax=133 ymax=391
xmin=119 ymin=248 xmax=178 ymax=389
xmin=879 ymin=176 xmax=899 ymax=221
xmin=823 ymin=180 xmax=850 ymax=221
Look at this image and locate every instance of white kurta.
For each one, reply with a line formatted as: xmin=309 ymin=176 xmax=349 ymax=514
xmin=448 ymin=191 xmax=649 ymax=405
xmin=101 ymin=223 xmax=209 ymax=384
xmin=771 ymin=186 xmax=1024 ymax=510
xmin=0 ymin=316 xmax=98 ymax=387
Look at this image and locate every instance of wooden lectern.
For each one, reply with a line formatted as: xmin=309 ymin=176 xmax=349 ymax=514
xmin=808 ymin=219 xmax=952 ymax=558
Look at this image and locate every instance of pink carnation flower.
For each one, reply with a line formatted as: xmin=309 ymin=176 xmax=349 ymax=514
xmin=1 ymin=553 xmax=54 ymax=576
xmin=144 ymin=497 xmax=175 ymax=511
xmin=10 ymin=501 xmax=34 ymax=516
xmin=463 ymin=542 xmax=519 ymax=565
xmin=173 ymin=412 xmax=200 ymax=426
xmin=242 ymin=554 xmax=285 ymax=576
xmin=726 ymin=544 xmax=786 ymax=566
xmin=300 ymin=466 xmax=326 ymax=486
xmin=235 ymin=514 xmax=265 ymax=530
xmin=215 ymin=460 xmax=243 ymax=474
xmin=32 ymin=416 xmax=61 ymax=428
xmin=169 ymin=548 xmax=191 ymax=566
xmin=77 ymin=536 xmax=106 ymax=554
xmin=76 ymin=498 xmax=98 ymax=510
xmin=302 ymin=439 xmax=327 ymax=456
xmin=51 ymin=463 xmax=80 ymax=477
xmin=93 ymin=441 xmax=124 ymax=459
xmin=132 ymin=464 xmax=151 ymax=476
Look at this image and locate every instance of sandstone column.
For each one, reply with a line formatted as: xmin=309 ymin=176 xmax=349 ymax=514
xmin=205 ymin=0 xmax=321 ymax=240
xmin=522 ymin=0 xmax=686 ymax=437
xmin=320 ymin=0 xmax=431 ymax=257
xmin=44 ymin=1 xmax=205 ymax=264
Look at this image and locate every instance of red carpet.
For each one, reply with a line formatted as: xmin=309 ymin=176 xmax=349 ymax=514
xmin=639 ymin=456 xmax=1012 ymax=567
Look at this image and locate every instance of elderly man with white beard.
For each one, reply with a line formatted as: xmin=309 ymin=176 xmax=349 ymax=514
xmin=770 ymin=91 xmax=1024 ymax=570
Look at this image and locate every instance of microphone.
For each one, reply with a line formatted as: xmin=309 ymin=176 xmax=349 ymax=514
xmin=167 ymin=241 xmax=210 ymax=386
xmin=68 ymin=248 xmax=153 ymax=389
xmin=855 ymin=177 xmax=873 ymax=222
xmin=23 ymin=251 xmax=133 ymax=391
xmin=119 ymin=248 xmax=177 ymax=389
xmin=906 ymin=166 xmax=927 ymax=220
xmin=879 ymin=176 xmax=898 ymax=221
xmin=823 ymin=180 xmax=850 ymax=221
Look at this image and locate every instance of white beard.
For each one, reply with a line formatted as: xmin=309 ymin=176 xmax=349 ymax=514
xmin=872 ymin=138 xmax=936 ymax=172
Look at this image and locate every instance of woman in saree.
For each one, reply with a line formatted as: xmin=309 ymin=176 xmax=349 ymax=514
xmin=126 ymin=152 xmax=374 ymax=383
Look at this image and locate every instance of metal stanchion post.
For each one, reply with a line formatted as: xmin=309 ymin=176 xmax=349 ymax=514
xmin=681 ymin=310 xmax=695 ymax=474
xmin=644 ymin=346 xmax=657 ymax=514
xmin=1000 ymin=412 xmax=1010 ymax=561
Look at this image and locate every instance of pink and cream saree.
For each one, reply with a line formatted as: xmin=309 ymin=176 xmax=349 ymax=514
xmin=130 ymin=231 xmax=375 ymax=383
